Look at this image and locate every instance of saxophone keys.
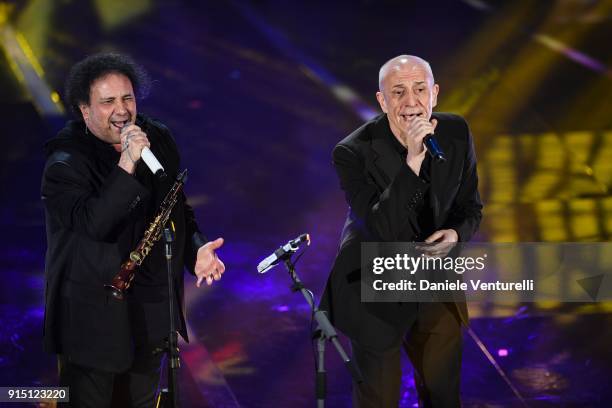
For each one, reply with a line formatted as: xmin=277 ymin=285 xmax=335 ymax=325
xmin=130 ymin=251 xmax=142 ymax=263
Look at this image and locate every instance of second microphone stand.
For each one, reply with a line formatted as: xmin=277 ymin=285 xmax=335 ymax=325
xmin=282 ymin=256 xmax=363 ymax=408
xmin=157 ymin=227 xmax=181 ymax=408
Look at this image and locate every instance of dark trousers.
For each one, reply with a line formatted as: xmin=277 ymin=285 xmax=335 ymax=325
xmin=58 ymin=348 xmax=163 ymax=408
xmin=351 ymin=303 xmax=463 ymax=408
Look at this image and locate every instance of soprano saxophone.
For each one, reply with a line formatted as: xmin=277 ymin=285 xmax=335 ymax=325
xmin=105 ymin=169 xmax=188 ymax=300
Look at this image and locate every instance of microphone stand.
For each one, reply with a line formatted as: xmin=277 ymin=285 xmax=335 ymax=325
xmin=282 ymin=256 xmax=363 ymax=408
xmin=157 ymin=227 xmax=180 ymax=408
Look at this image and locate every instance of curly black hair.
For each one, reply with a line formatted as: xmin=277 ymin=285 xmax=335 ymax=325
xmin=64 ymin=52 xmax=151 ymax=118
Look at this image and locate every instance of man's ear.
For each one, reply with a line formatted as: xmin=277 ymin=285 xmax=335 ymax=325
xmin=376 ymin=91 xmax=387 ymax=113
xmin=79 ymin=104 xmax=90 ymax=121
xmin=431 ymin=83 xmax=439 ymax=108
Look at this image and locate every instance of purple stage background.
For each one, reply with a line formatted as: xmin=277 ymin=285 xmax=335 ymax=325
xmin=1 ymin=1 xmax=611 ymax=406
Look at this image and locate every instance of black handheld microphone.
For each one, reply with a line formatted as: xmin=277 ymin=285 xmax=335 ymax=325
xmin=424 ymin=134 xmax=446 ymax=163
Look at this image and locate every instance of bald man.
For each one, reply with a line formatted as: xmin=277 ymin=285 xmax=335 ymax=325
xmin=320 ymin=55 xmax=482 ymax=407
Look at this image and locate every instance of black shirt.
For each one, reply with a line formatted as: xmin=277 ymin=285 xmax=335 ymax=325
xmin=384 ymin=126 xmax=435 ymax=241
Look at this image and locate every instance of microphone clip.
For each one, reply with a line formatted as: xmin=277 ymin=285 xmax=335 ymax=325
xmin=257 ymin=234 xmax=311 ymax=274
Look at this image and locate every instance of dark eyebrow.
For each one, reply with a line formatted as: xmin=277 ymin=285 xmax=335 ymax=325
xmin=99 ymin=93 xmax=133 ymax=102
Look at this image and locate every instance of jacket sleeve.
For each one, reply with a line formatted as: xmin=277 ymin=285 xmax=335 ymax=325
xmin=182 ymin=194 xmax=208 ymax=275
xmin=442 ymin=120 xmax=483 ymax=242
xmin=333 ymin=143 xmax=429 ymax=241
xmin=41 ymin=153 xmax=149 ymax=242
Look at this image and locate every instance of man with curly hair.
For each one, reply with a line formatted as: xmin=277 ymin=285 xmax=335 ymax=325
xmin=41 ymin=52 xmax=226 ymax=407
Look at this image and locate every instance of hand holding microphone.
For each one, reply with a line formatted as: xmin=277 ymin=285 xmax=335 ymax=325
xmin=418 ymin=116 xmax=445 ymax=162
xmin=402 ymin=117 xmax=437 ymax=157
xmin=402 ymin=117 xmax=444 ymax=174
xmin=118 ymin=123 xmax=166 ymax=177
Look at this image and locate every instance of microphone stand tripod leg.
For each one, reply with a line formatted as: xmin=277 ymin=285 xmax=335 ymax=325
xmin=316 ymin=334 xmax=326 ymax=408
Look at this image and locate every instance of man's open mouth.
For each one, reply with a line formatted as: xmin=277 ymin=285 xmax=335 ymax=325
xmin=111 ymin=120 xmax=129 ymax=129
xmin=400 ymin=112 xmax=423 ymax=120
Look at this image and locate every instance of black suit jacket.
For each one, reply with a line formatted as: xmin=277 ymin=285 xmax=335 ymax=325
xmin=320 ymin=113 xmax=482 ymax=350
xmin=41 ymin=114 xmax=206 ymax=372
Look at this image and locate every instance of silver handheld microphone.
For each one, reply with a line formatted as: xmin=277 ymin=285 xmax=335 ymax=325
xmin=141 ymin=147 xmax=166 ymax=177
xmin=257 ymin=234 xmax=311 ymax=274
xmin=121 ymin=122 xmax=166 ymax=178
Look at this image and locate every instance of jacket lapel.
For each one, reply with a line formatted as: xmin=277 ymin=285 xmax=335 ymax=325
xmin=430 ymin=156 xmax=442 ymax=228
xmin=368 ymin=115 xmax=404 ymax=188
xmin=366 ymin=113 xmax=456 ymax=231
xmin=429 ymin=113 xmax=455 ymax=229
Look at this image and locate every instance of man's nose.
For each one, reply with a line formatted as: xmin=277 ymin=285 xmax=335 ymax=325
xmin=404 ymin=91 xmax=417 ymax=106
xmin=115 ymin=100 xmax=128 ymax=115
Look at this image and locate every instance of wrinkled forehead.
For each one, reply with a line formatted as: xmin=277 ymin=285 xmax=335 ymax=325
xmin=380 ymin=59 xmax=434 ymax=90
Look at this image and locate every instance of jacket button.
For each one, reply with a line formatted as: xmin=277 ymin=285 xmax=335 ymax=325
xmin=129 ymin=195 xmax=141 ymax=210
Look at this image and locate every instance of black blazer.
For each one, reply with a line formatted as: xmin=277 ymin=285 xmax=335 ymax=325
xmin=41 ymin=114 xmax=206 ymax=372
xmin=320 ymin=113 xmax=483 ymax=350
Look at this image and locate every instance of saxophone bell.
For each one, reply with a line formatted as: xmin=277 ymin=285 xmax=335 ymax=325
xmin=104 ymin=283 xmax=126 ymax=300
